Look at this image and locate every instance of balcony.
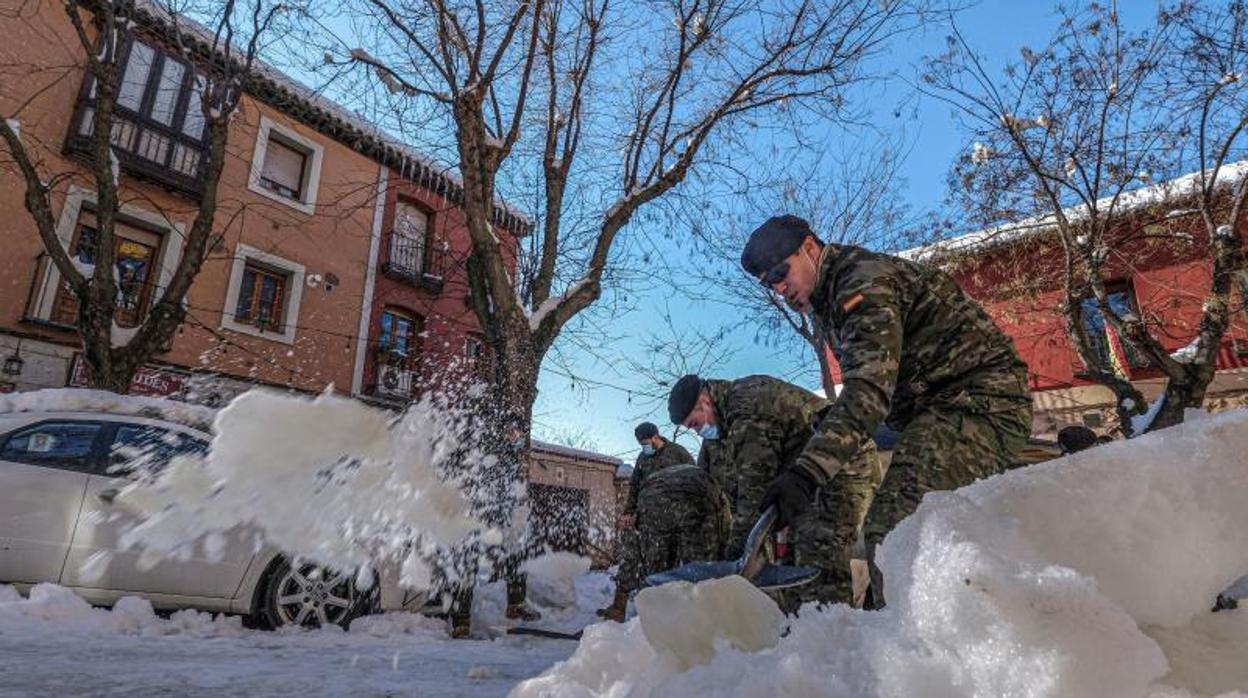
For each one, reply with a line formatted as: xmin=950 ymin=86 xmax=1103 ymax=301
xmin=65 ymin=97 xmax=207 ymax=198
xmin=381 ymin=236 xmax=446 ymax=293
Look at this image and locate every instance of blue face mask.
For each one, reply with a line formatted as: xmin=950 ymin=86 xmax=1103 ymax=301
xmin=641 ymin=444 xmax=656 ymax=456
xmin=697 ymin=424 xmax=719 ymax=440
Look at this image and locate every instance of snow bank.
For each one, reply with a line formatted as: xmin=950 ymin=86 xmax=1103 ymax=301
xmin=117 ymin=389 xmax=493 ymax=590
xmin=0 ymin=583 xmax=245 ymax=638
xmin=0 ymin=388 xmax=216 ymax=431
xmin=515 ymin=409 xmax=1248 ymax=698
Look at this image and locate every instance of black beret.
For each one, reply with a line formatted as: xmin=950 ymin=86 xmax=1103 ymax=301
xmin=634 ymin=422 xmax=659 ymax=441
xmin=668 ymin=374 xmax=703 ymax=424
xmin=740 ymin=215 xmax=816 ymax=277
xmin=1057 ymin=425 xmax=1098 ymax=454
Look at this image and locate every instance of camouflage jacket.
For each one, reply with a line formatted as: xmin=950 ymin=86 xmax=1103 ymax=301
xmin=702 ymin=376 xmax=833 ymax=547
xmin=625 ymin=438 xmax=694 ymax=516
xmin=797 ymin=244 xmax=1030 ymax=485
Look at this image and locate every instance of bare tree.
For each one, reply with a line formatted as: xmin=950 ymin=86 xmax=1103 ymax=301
xmin=0 ymin=0 xmax=283 ymax=392
xmin=922 ymin=1 xmax=1248 ymax=434
xmin=679 ymin=141 xmax=915 ymax=395
xmin=321 ymin=0 xmax=931 ymax=435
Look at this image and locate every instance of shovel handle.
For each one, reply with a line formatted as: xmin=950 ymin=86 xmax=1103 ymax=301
xmin=738 ymin=505 xmax=778 ymax=579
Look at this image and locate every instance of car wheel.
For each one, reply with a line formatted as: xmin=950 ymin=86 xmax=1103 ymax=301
xmin=255 ymin=557 xmax=377 ymax=630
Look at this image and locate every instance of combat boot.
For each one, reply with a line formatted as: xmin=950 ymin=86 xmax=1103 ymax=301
xmin=506 ymin=602 xmax=542 ymax=621
xmin=595 ymin=589 xmax=629 ymax=623
xmin=449 ymin=615 xmax=471 ymax=639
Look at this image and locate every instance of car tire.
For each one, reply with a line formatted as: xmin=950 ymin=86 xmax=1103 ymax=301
xmin=253 ymin=556 xmax=378 ymax=630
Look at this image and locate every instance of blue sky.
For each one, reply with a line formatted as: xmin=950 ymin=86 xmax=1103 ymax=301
xmin=528 ymin=1 xmax=1159 ymax=461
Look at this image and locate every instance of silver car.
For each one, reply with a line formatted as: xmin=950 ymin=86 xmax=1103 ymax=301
xmin=0 ymin=409 xmax=428 ymax=628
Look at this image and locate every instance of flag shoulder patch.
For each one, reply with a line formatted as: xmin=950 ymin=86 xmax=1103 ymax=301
xmin=842 ymin=292 xmax=865 ymax=313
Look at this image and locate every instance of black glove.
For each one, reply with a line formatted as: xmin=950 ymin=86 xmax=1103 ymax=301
xmin=759 ymin=468 xmax=819 ymax=528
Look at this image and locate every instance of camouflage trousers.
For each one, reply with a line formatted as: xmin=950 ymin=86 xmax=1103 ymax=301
xmin=779 ymin=448 xmax=881 ymax=612
xmin=863 ymin=383 xmax=1032 ymax=606
xmin=613 ymin=527 xmax=643 ymax=593
xmin=635 ymin=464 xmax=725 ymax=581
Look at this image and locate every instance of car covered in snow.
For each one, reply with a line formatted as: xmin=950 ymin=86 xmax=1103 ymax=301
xmin=0 ymin=393 xmax=429 ymax=629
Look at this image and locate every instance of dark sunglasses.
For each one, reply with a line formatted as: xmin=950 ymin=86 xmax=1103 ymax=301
xmin=759 ymin=260 xmax=790 ymax=287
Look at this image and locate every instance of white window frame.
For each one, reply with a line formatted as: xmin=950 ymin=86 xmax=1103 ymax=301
xmin=31 ymin=185 xmax=185 ymax=330
xmin=246 ymin=115 xmax=324 ymax=215
xmin=221 ymin=243 xmax=305 ymax=345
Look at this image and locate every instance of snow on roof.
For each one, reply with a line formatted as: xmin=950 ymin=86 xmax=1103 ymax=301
xmin=530 ymin=440 xmax=623 ymax=468
xmin=900 ymin=160 xmax=1248 ymax=262
xmin=0 ymin=388 xmax=216 ymax=432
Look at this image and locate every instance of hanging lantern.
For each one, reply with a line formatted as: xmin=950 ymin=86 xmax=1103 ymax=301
xmin=2 ymin=342 xmax=24 ymax=377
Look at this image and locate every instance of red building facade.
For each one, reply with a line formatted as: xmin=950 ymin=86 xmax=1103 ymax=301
xmin=917 ymin=182 xmax=1248 ymax=436
xmin=821 ymin=174 xmax=1248 ymax=436
xmin=353 ymin=157 xmax=528 ymax=405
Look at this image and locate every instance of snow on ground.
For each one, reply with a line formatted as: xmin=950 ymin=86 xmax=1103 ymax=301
xmin=0 ymin=570 xmax=615 ymax=697
xmin=517 ymin=409 xmax=1248 ymax=698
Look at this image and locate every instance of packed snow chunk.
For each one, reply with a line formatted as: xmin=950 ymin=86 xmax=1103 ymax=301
xmin=523 ymin=552 xmax=593 ymax=609
xmin=636 ymin=576 xmax=785 ymax=671
xmin=518 ymin=409 xmax=1248 ymax=697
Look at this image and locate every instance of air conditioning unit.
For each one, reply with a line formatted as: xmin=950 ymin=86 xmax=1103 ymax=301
xmin=376 ymin=364 xmax=415 ymax=399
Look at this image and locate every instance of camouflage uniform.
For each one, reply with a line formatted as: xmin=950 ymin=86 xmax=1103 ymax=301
xmin=635 ymin=463 xmax=726 ymax=578
xmin=615 ymin=439 xmax=695 ymax=592
xmin=702 ymin=376 xmax=881 ymax=608
xmin=796 ymin=244 xmax=1033 ymax=603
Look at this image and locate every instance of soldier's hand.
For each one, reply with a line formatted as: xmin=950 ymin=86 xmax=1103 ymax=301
xmin=759 ymin=468 xmax=819 ymax=528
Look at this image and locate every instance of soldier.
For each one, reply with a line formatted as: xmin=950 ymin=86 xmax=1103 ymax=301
xmin=597 ymin=422 xmax=695 ymax=622
xmin=668 ymin=374 xmax=881 ymax=609
xmin=634 ymin=462 xmax=726 ymax=591
xmin=739 ymin=214 xmax=1033 ymax=605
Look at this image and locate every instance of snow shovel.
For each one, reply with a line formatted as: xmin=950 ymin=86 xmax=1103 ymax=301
xmin=644 ymin=506 xmax=820 ymax=591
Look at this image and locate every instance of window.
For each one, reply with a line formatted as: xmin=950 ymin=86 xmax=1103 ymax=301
xmin=247 ymin=116 xmax=324 ymax=214
xmin=0 ymin=421 xmax=103 ymax=471
xmin=1079 ymin=284 xmax=1149 ymax=372
xmin=108 ymin=425 xmax=207 ymax=478
xmin=379 ymin=309 xmax=424 ymax=360
xmin=390 ymin=202 xmax=429 ymax=274
xmin=258 ymin=136 xmax=309 ymax=200
xmin=51 ymin=210 xmax=162 ymax=328
xmin=221 ymin=244 xmax=306 ymax=344
xmin=70 ymin=36 xmax=208 ymax=193
xmin=234 ymin=262 xmax=289 ymax=332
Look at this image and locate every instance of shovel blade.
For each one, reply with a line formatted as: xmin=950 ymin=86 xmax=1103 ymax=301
xmin=644 ymin=560 xmax=742 ymax=587
xmin=644 ymin=561 xmax=821 ymax=591
xmin=751 ymin=564 xmax=821 ymax=590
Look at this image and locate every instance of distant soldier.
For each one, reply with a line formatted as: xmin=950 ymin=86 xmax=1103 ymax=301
xmin=597 ymin=422 xmax=694 ymax=622
xmin=668 ymin=374 xmax=881 ymax=609
xmin=740 ymin=215 xmax=1032 ymax=605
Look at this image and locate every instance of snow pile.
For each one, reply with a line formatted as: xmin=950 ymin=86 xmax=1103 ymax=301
xmin=117 ymin=389 xmax=493 ymax=590
xmin=523 ymin=553 xmax=593 ymax=609
xmin=0 ymin=388 xmax=216 ymax=431
xmin=0 ymin=584 xmax=245 ymax=638
xmin=515 ymin=409 xmax=1248 ymax=698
